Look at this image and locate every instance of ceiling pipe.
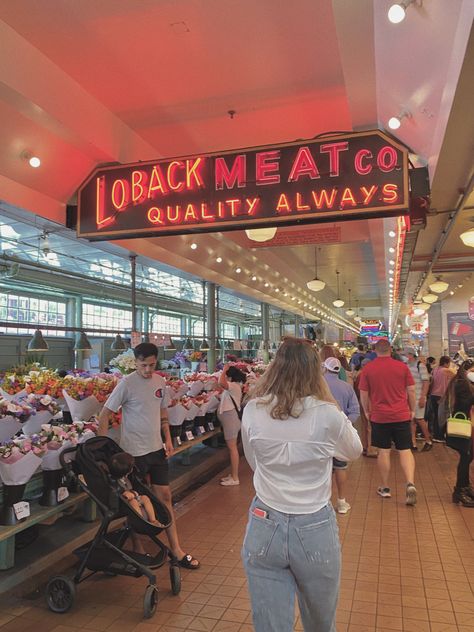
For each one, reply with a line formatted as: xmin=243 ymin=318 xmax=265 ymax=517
xmin=411 ymin=168 xmax=474 ymax=302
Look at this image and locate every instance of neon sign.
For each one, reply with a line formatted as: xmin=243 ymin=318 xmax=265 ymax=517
xmin=77 ymin=130 xmax=409 ymax=240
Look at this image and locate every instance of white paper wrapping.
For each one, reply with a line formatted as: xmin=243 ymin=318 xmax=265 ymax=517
xmin=187 ymin=381 xmax=204 ymax=397
xmin=0 ymin=388 xmax=27 ymax=401
xmin=41 ymin=441 xmax=74 ymax=471
xmin=0 ymin=451 xmax=42 ymax=485
xmin=62 ymin=390 xmax=102 ymax=421
xmin=22 ymin=410 xmax=53 ymax=435
xmin=184 ymin=403 xmax=200 ymax=421
xmin=167 ymin=404 xmax=187 ymax=426
xmin=206 ymin=395 xmax=219 ymax=413
xmin=0 ymin=416 xmax=23 ymax=443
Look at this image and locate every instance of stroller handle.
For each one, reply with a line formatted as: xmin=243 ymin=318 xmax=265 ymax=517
xmin=60 ymin=445 xmax=78 ymax=468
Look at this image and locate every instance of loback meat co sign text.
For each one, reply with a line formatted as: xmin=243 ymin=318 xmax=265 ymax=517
xmin=77 ymin=130 xmax=409 ymax=240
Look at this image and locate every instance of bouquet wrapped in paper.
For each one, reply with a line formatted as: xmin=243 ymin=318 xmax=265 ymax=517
xmin=0 ymin=434 xmax=46 ymax=485
xmin=39 ymin=424 xmax=74 ymax=471
xmin=167 ymin=400 xmax=187 ymax=426
xmin=0 ymin=373 xmax=28 ymax=400
xmin=0 ymin=398 xmax=35 ymax=443
xmin=109 ymin=349 xmax=136 ymax=375
xmin=22 ymin=394 xmax=61 ymax=434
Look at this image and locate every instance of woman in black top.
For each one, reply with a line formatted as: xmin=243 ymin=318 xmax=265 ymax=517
xmin=446 ymin=359 xmax=474 ymax=507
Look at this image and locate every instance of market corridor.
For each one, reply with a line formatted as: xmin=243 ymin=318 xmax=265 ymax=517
xmin=1 ymin=444 xmax=473 ymax=632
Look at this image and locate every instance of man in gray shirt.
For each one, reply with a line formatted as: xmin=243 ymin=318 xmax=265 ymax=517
xmin=98 ymin=343 xmax=199 ymax=569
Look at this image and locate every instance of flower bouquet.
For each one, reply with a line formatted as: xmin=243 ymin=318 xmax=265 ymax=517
xmin=0 ymin=373 xmax=27 ymax=401
xmin=0 ymin=434 xmax=47 ymax=524
xmin=0 ymin=398 xmax=35 ymax=443
xmin=62 ymin=379 xmax=103 ymax=422
xmin=23 ymin=369 xmax=64 ymax=399
xmin=21 ymin=394 xmax=61 ymax=434
xmin=109 ymin=349 xmax=137 ymax=375
xmin=38 ymin=424 xmax=75 ymax=506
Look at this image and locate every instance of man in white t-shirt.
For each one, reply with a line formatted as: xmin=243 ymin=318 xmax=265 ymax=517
xmin=405 ymin=348 xmax=433 ymax=452
xmin=98 ymin=343 xmax=199 ymax=570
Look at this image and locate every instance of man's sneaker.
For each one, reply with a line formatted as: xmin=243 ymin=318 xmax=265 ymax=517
xmin=377 ymin=487 xmax=391 ymax=498
xmin=406 ymin=483 xmax=417 ymax=506
xmin=336 ymin=499 xmax=351 ymax=514
xmin=421 ymin=442 xmax=433 ymax=452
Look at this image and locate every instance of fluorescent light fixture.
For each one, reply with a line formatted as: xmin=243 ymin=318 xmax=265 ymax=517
xmin=245 ymin=227 xmax=277 ymax=242
xmin=190 ymin=243 xmax=197 ymax=250
xmin=429 ymin=277 xmax=449 ymax=293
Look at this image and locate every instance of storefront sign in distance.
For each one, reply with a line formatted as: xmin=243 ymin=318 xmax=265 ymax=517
xmin=77 ymin=130 xmax=409 ymax=240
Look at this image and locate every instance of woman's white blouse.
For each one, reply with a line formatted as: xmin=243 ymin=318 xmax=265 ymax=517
xmin=242 ymin=396 xmax=362 ymax=514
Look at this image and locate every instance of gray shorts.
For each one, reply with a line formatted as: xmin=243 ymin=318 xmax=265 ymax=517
xmin=218 ymin=410 xmax=241 ymax=440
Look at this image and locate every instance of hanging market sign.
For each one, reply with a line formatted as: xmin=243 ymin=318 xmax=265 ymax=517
xmin=77 ymin=130 xmax=409 ymax=240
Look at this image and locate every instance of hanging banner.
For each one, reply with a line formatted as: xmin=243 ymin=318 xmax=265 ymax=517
xmin=77 ymin=130 xmax=409 ymax=240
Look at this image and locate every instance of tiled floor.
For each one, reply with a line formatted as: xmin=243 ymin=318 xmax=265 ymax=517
xmin=0 ymin=442 xmax=473 ymax=631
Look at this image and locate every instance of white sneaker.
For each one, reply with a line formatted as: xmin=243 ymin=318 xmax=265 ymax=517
xmin=336 ymin=499 xmax=351 ymax=514
xmin=220 ymin=474 xmax=232 ymax=481
xmin=220 ymin=478 xmax=240 ymax=486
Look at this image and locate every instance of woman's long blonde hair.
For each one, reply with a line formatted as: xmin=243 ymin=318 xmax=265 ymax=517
xmin=249 ymin=337 xmax=336 ymax=419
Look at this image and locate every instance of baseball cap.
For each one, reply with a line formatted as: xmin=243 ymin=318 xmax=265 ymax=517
xmin=404 ymin=347 xmax=417 ymax=357
xmin=324 ymin=357 xmax=341 ymax=373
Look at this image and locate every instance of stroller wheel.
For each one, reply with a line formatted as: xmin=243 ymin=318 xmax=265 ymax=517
xmin=170 ymin=564 xmax=181 ymax=595
xmin=143 ymin=584 xmax=158 ymax=619
xmin=46 ymin=576 xmax=76 ymax=613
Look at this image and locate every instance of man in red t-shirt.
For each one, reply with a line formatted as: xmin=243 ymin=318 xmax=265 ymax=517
xmin=359 ymin=339 xmax=418 ymax=505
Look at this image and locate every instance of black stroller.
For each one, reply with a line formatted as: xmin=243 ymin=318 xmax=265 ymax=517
xmin=45 ymin=436 xmax=181 ymax=619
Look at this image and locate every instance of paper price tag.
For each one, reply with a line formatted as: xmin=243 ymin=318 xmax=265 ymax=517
xmin=176 ymin=437 xmax=182 ymax=446
xmin=199 ymin=426 xmax=205 ymax=434
xmin=208 ymin=422 xmax=214 ymax=431
xmin=58 ymin=487 xmax=69 ymax=502
xmin=186 ymin=430 xmax=194 ymax=441
xmin=13 ymin=501 xmax=30 ymax=521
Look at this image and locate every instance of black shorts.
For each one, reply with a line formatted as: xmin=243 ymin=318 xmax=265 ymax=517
xmin=371 ymin=421 xmax=412 ymax=450
xmin=134 ymin=449 xmax=169 ymax=486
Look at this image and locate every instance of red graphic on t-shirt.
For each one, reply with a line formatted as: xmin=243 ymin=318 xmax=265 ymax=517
xmin=154 ymin=389 xmax=163 ymax=398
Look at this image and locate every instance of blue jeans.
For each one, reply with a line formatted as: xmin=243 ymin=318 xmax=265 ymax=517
xmin=242 ymin=497 xmax=340 ymax=632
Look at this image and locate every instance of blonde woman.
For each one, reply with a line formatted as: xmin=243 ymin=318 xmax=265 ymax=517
xmin=241 ymin=338 xmax=362 ymax=632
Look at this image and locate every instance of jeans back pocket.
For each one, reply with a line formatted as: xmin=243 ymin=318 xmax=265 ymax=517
xmin=295 ymin=517 xmax=339 ymax=564
xmin=243 ymin=514 xmax=278 ymax=558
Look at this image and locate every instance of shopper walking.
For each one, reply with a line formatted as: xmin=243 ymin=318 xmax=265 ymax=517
xmin=445 ymin=359 xmax=474 ymax=507
xmin=241 ymin=337 xmax=362 ymax=632
xmin=404 ymin=348 xmax=433 ymax=452
xmin=323 ymin=357 xmax=360 ymax=514
xmin=98 ymin=342 xmax=200 ymax=569
xmin=217 ymin=364 xmax=246 ymax=486
xmin=359 ymin=339 xmax=418 ymax=505
xmin=429 ymin=356 xmax=455 ymax=441
xmin=354 ymin=359 xmax=377 ymax=457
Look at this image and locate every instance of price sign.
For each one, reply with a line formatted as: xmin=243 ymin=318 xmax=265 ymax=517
xmin=13 ymin=501 xmax=30 ymax=521
xmin=175 ymin=437 xmax=182 ymax=446
xmin=58 ymin=487 xmax=69 ymax=503
xmin=208 ymin=422 xmax=214 ymax=431
xmin=199 ymin=426 xmax=206 ymax=435
xmin=186 ymin=430 xmax=194 ymax=441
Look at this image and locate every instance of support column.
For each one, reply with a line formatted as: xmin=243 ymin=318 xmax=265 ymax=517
xmin=130 ymin=254 xmax=137 ymax=332
xmin=295 ymin=315 xmax=300 ymax=337
xmin=262 ymin=302 xmax=270 ymax=364
xmin=206 ymin=282 xmax=216 ymax=372
xmin=74 ymin=296 xmax=83 ymax=369
xmin=428 ymin=303 xmax=443 ymax=359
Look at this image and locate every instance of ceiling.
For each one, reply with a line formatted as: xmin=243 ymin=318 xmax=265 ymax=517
xmin=0 ymin=0 xmax=473 ymax=335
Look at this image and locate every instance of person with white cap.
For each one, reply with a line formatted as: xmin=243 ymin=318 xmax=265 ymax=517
xmin=323 ymin=357 xmax=360 ymax=514
xmin=404 ymin=347 xmax=433 ymax=452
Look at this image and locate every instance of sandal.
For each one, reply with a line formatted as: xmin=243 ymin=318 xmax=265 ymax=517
xmin=178 ymin=553 xmax=200 ymax=570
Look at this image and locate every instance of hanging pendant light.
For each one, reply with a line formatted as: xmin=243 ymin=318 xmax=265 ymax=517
xmin=307 ymin=247 xmax=326 ymax=291
xmin=429 ymin=276 xmax=449 ymax=294
xmin=422 ymin=293 xmax=438 ymax=304
xmin=460 ymin=228 xmax=474 ymax=247
xmin=28 ymin=329 xmax=49 ymax=351
xmin=200 ymin=338 xmax=210 ymax=351
xmin=345 ymin=289 xmax=355 ymax=317
xmin=74 ymin=332 xmax=92 ymax=351
xmin=111 ymin=334 xmax=127 ymax=350
xmin=333 ymin=271 xmax=344 ymax=308
xmin=183 ymin=337 xmax=193 ymax=350
xmin=245 ymin=227 xmax=277 ymax=242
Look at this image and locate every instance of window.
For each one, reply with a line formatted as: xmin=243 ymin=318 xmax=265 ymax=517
xmin=221 ymin=323 xmax=237 ymax=339
xmin=82 ymin=303 xmax=132 ymax=331
xmin=150 ymin=313 xmax=182 ymax=335
xmin=192 ymin=320 xmax=204 ymax=337
xmin=0 ymin=292 xmax=66 ymax=335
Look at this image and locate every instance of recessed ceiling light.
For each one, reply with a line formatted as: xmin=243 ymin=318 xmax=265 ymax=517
xmin=389 ymin=230 xmax=396 ymax=238
xmin=389 ymin=260 xmax=395 ymax=266
xmin=275 ymin=288 xmax=280 ymax=293
xmin=190 ymin=243 xmax=197 ymax=250
xmin=235 ymin=267 xmax=241 ymax=273
xmin=216 ymin=256 xmax=222 ymax=263
xmin=389 ymin=247 xmax=395 ymax=253
xmin=29 ymin=156 xmax=41 ymax=168
xmin=264 ymin=282 xmax=269 ymax=287
xmin=389 ymin=270 xmax=394 ymax=276
xmin=251 ymin=275 xmax=257 ymax=281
